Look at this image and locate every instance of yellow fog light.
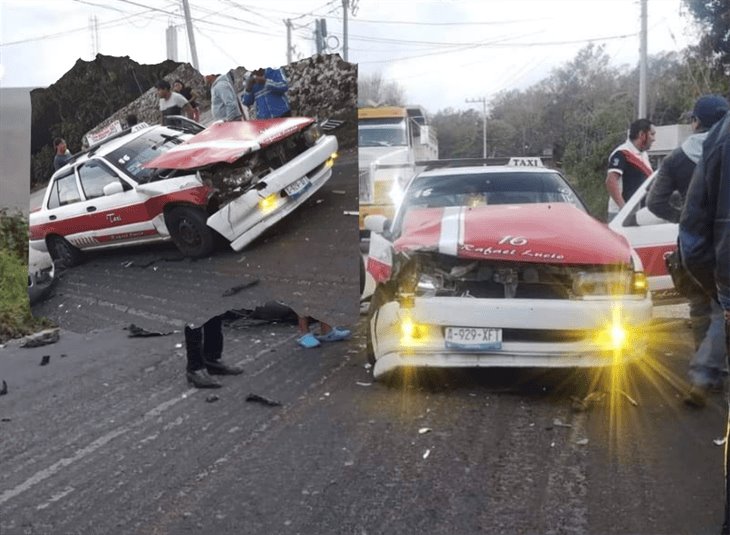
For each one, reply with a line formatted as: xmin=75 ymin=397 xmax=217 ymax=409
xmin=258 ymin=193 xmax=279 ymax=214
xmin=325 ymin=152 xmax=338 ymax=168
xmin=400 ymin=314 xmax=429 ymax=347
xmin=595 ymin=306 xmax=631 ymax=352
xmin=632 ymin=272 xmax=648 ymax=294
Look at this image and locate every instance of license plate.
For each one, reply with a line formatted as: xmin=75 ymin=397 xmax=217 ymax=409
xmin=284 ymin=177 xmax=311 ymax=198
xmin=444 ymin=327 xmax=502 ymax=350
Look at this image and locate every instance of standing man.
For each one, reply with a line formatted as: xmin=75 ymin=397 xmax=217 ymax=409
xmin=205 ymin=72 xmax=244 ymax=122
xmin=605 ymin=118 xmax=656 ymax=221
xmin=52 ymin=137 xmax=71 ymax=170
xmin=679 ymin=104 xmax=730 ymax=407
xmin=242 ymin=67 xmax=291 ymax=119
xmin=155 ymin=80 xmax=193 ymax=124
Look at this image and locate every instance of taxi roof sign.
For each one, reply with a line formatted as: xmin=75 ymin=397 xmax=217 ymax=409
xmin=507 ymin=157 xmax=544 ymax=167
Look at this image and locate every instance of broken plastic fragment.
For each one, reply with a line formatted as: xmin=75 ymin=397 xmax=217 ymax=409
xmin=0 ymin=380 xmax=7 ymax=396
xmin=552 ymin=418 xmax=572 ymax=428
xmin=40 ymin=355 xmax=50 ymax=366
xmin=356 ymin=382 xmax=372 ymax=387
xmin=575 ymin=438 xmax=589 ymax=446
xmin=418 ymin=427 xmax=432 ymax=434
xmin=714 ymin=437 xmax=727 ymax=446
xmin=246 ymin=393 xmax=282 ymax=407
xmin=206 ymin=395 xmax=220 ymax=403
xmin=423 ymin=449 xmax=431 ymax=459
xmin=127 ymin=324 xmax=173 ymax=337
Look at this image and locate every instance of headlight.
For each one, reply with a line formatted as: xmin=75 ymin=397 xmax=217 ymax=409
xmin=400 ymin=313 xmax=430 ymax=347
xmin=572 ymin=271 xmax=646 ymax=297
xmin=303 ymin=124 xmax=322 ymax=146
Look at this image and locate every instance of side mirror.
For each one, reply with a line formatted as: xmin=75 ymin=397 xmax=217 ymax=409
xmin=103 ymin=182 xmax=124 ymax=196
xmin=364 ymin=214 xmax=390 ymax=234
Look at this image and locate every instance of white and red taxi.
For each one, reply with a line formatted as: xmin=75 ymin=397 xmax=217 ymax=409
xmin=608 ymin=171 xmax=679 ymax=301
xmin=365 ymin=166 xmax=652 ymax=380
xmin=29 ymin=119 xmax=337 ymax=265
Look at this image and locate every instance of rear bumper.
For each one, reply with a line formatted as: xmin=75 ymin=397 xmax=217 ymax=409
xmin=206 ymin=135 xmax=338 ymax=251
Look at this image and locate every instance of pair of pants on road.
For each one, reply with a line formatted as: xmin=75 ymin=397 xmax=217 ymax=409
xmin=689 ymin=299 xmax=729 ymax=388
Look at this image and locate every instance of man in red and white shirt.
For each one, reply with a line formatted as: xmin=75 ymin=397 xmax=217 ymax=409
xmin=605 ymin=118 xmax=656 ymax=221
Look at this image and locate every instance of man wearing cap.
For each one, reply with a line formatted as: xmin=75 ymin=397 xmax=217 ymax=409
xmin=605 ymin=118 xmax=656 ymax=221
xmin=155 ymin=80 xmax=193 ymax=124
xmin=206 ymin=72 xmax=244 ymax=122
xmin=646 ymin=95 xmax=730 ymax=406
xmin=679 ymin=95 xmax=730 ymax=407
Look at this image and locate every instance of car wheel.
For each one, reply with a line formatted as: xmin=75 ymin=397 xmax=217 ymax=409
xmin=47 ymin=235 xmax=83 ymax=267
xmin=165 ymin=206 xmax=215 ymax=258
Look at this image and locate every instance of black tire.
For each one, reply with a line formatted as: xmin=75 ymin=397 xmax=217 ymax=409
xmin=47 ymin=235 xmax=83 ymax=267
xmin=165 ymin=206 xmax=215 ymax=258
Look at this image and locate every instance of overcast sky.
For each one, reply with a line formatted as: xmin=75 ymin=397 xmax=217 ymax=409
xmin=0 ymin=0 xmax=695 ymax=113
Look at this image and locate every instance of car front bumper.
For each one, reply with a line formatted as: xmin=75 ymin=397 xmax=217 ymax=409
xmin=206 ymin=135 xmax=338 ymax=251
xmin=371 ymin=295 xmax=653 ymax=379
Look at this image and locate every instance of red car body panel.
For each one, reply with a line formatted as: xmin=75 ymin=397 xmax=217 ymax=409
xmin=143 ymin=118 xmax=315 ymax=170
xmin=394 ymin=203 xmax=633 ymax=265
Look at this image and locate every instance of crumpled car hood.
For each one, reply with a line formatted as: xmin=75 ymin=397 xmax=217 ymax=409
xmin=143 ymin=117 xmax=314 ymax=170
xmin=394 ymin=203 xmax=633 ymax=265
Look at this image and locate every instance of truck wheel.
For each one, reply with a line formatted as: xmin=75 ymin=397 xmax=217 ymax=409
xmin=165 ymin=207 xmax=215 ymax=258
xmin=47 ymin=236 xmax=83 ymax=267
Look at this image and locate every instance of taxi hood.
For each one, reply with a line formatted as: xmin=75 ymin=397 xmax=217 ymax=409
xmin=394 ymin=203 xmax=633 ymax=265
xmin=143 ymin=117 xmax=314 ymax=170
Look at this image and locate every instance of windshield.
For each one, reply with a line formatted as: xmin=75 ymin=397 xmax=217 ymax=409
xmin=105 ymin=128 xmax=186 ymax=183
xmin=358 ymin=125 xmax=407 ymax=147
xmin=394 ymin=170 xmax=586 ymax=232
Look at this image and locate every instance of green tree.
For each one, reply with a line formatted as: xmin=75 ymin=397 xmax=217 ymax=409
xmin=683 ymin=0 xmax=730 ymax=75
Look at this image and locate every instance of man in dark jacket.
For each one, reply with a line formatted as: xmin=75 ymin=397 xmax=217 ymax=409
xmin=679 ymin=104 xmax=730 ymax=406
xmin=648 ymin=96 xmax=729 ymax=355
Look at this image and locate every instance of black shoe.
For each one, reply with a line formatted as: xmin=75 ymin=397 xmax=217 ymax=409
xmin=186 ymin=369 xmax=222 ymax=388
xmin=205 ymin=359 xmax=244 ymax=376
xmin=683 ymin=385 xmax=708 ymax=408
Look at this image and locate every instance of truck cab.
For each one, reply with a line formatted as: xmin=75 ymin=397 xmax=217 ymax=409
xmin=358 ymin=105 xmax=438 ymax=238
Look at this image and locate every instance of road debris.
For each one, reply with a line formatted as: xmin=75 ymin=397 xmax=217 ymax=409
xmin=126 ymin=324 xmax=174 ymax=337
xmin=618 ymin=389 xmax=639 ymax=407
xmin=552 ymin=418 xmax=573 ymax=428
xmin=40 ymin=355 xmax=50 ymax=366
xmin=246 ymin=393 xmax=282 ymax=407
xmin=343 ymin=211 xmax=358 ymax=216
xmin=418 ymin=427 xmax=432 ymax=434
xmin=205 ymin=395 xmax=220 ymax=403
xmin=221 ymin=279 xmax=260 ymax=297
xmin=423 ymin=449 xmax=431 ymax=459
xmin=575 ymin=438 xmax=589 ymax=446
xmin=714 ymin=437 xmax=727 ymax=446
xmin=1 ymin=417 xmax=11 ymax=422
xmin=571 ymin=391 xmax=606 ymax=412
xmin=363 ymin=363 xmax=372 ymax=370
xmin=20 ymin=328 xmax=60 ymax=348
xmin=0 ymin=380 xmax=7 ymax=396
xmin=331 ymin=190 xmax=346 ymax=195
xmin=356 ymin=382 xmax=372 ymax=387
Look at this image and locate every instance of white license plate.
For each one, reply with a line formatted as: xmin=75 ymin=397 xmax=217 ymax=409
xmin=284 ymin=177 xmax=311 ymax=198
xmin=445 ymin=327 xmax=502 ymax=350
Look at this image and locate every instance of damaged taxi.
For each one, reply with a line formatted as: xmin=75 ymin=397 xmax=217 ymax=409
xmin=365 ymin=165 xmax=652 ymax=380
xmin=29 ymin=118 xmax=337 ymax=265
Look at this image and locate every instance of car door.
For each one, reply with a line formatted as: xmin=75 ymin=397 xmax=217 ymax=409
xmin=609 ymin=174 xmax=677 ymax=296
xmin=75 ymin=158 xmax=160 ymax=246
xmin=39 ymin=168 xmax=89 ymax=247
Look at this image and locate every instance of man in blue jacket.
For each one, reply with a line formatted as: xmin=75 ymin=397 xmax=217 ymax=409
xmin=242 ymin=67 xmax=291 ymax=119
xmin=680 ymin=104 xmax=730 ymax=406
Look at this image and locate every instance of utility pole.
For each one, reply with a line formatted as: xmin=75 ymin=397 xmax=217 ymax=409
xmin=88 ymin=15 xmax=99 ymax=58
xmin=466 ymin=97 xmax=488 ymax=158
xmin=638 ymin=0 xmax=647 ymax=118
xmin=181 ymin=0 xmax=199 ymax=70
xmin=285 ymin=19 xmax=292 ymax=64
xmin=342 ymin=0 xmax=349 ymax=61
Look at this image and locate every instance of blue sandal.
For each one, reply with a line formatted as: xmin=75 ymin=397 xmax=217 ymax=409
xmin=317 ymin=327 xmax=351 ymax=342
xmin=297 ymin=332 xmax=321 ymax=348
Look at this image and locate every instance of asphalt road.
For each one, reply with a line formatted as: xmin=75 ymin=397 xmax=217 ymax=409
xmin=30 ymin=147 xmax=360 ymax=331
xmin=0 ymin=305 xmax=727 ymax=535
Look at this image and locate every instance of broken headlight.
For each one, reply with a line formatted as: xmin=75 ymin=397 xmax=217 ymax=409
xmin=303 ymin=124 xmax=322 ymax=147
xmin=572 ymin=270 xmax=647 ymax=297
